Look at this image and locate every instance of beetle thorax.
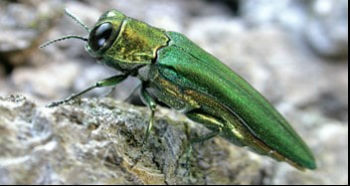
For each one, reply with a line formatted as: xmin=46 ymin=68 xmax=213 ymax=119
xmin=103 ymin=17 xmax=169 ymax=70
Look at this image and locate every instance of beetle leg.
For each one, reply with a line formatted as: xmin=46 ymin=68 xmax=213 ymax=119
xmin=189 ymin=130 xmax=220 ymax=144
xmin=140 ymin=84 xmax=157 ymax=145
xmin=47 ymin=74 xmax=128 ymax=107
xmin=129 ymin=85 xmax=158 ymax=169
xmin=186 ymin=110 xmax=224 ymax=133
xmin=183 ymin=130 xmax=220 ymax=172
xmin=182 ymin=110 xmax=223 ymax=174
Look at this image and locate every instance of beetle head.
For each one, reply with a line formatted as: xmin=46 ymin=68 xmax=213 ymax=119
xmin=86 ymin=10 xmax=125 ymax=58
xmin=87 ymin=9 xmax=168 ymax=72
xmin=41 ymin=9 xmax=168 ymax=72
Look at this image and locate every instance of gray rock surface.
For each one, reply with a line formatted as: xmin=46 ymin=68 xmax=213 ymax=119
xmin=0 ymin=0 xmax=62 ymax=66
xmin=0 ymin=95 xmax=264 ymax=185
xmin=240 ymin=0 xmax=348 ymax=59
xmin=0 ymin=94 xmax=347 ymax=185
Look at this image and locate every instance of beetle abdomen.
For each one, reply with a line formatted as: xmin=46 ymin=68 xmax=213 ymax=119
xmin=153 ymin=31 xmax=316 ymax=170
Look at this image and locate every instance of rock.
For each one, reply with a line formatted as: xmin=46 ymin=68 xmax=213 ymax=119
xmin=240 ymin=0 xmax=348 ymax=59
xmin=1 ymin=94 xmax=347 ymax=184
xmin=305 ymin=0 xmax=348 ymax=59
xmin=0 ymin=95 xmax=265 ymax=185
xmin=0 ymin=0 xmax=62 ymax=66
xmin=10 ymin=62 xmax=80 ymax=100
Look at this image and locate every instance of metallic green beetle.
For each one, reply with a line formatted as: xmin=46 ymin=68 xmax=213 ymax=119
xmin=42 ymin=9 xmax=316 ymax=170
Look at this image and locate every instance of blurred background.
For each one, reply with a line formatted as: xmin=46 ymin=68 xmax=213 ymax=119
xmin=0 ymin=0 xmax=348 ymax=184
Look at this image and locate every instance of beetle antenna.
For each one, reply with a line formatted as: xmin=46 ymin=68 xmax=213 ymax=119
xmin=64 ymin=9 xmax=90 ymax=32
xmin=39 ymin=35 xmax=88 ymax=48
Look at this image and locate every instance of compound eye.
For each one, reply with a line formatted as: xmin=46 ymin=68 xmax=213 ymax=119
xmin=89 ymin=22 xmax=117 ymax=52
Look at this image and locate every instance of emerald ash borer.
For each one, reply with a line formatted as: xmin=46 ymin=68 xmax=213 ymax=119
xmin=41 ymin=9 xmax=316 ymax=170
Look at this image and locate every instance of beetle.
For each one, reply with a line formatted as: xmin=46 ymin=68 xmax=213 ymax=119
xmin=41 ymin=9 xmax=316 ymax=170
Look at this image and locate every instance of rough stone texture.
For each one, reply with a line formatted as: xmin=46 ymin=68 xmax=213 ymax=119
xmin=0 ymin=0 xmax=62 ymax=67
xmin=240 ymin=0 xmax=348 ymax=59
xmin=0 ymin=94 xmax=348 ymax=185
xmin=0 ymin=0 xmax=348 ymax=185
xmin=0 ymin=95 xmax=266 ymax=185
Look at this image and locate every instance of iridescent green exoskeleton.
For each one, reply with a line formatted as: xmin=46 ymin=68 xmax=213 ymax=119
xmin=41 ymin=9 xmax=316 ymax=170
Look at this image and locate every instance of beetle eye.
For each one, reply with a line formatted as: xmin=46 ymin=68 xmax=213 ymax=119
xmin=89 ymin=22 xmax=118 ymax=52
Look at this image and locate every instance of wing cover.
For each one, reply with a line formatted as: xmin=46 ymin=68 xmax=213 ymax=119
xmin=155 ymin=31 xmax=316 ymax=169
